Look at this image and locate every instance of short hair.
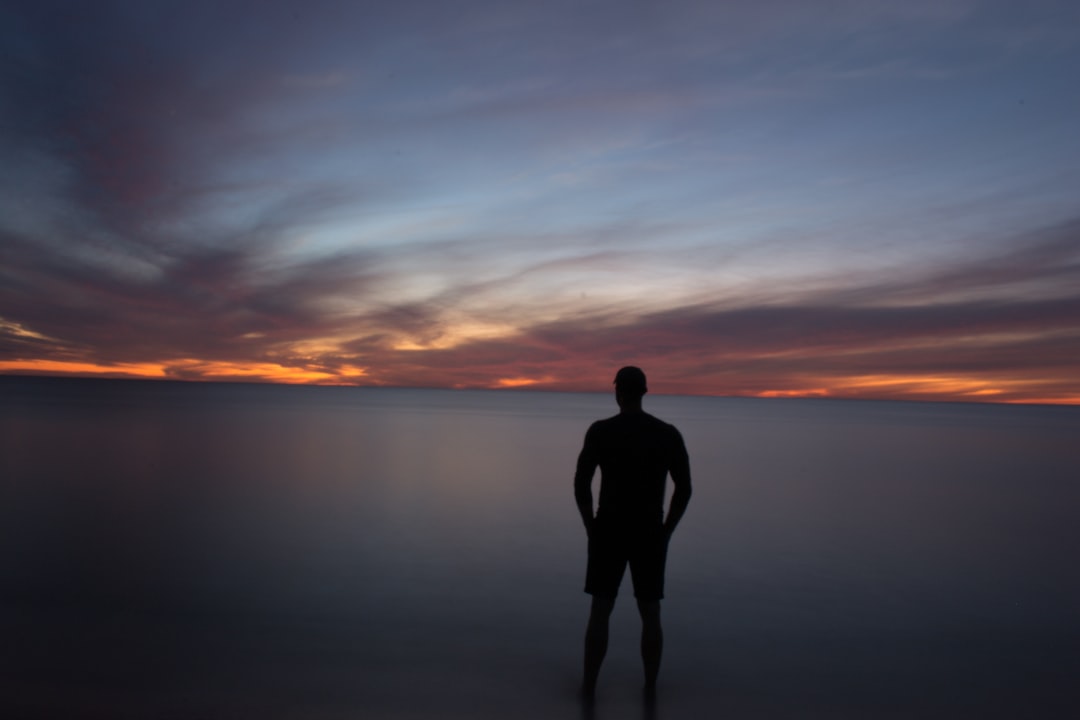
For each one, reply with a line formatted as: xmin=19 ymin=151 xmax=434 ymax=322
xmin=613 ymin=366 xmax=648 ymax=394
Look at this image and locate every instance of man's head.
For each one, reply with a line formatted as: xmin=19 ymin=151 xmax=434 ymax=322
xmin=614 ymin=366 xmax=647 ymax=409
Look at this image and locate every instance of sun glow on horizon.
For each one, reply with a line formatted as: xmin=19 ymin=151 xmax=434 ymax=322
xmin=0 ymin=358 xmax=368 ymax=385
xmin=756 ymin=388 xmax=831 ymax=398
xmin=831 ymin=373 xmax=1024 ymax=399
xmin=493 ymin=376 xmax=555 ymax=388
xmin=0 ymin=359 xmax=168 ymax=378
xmin=3 ymin=358 xmax=1078 ymax=405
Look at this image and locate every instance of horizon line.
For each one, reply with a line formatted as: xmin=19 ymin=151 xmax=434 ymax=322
xmin=3 ymin=370 xmax=1078 ymax=408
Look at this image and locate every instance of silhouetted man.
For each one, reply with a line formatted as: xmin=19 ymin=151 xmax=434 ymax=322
xmin=575 ymin=366 xmax=692 ymax=698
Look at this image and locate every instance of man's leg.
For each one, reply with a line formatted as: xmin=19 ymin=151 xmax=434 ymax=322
xmin=637 ymin=599 xmax=662 ymax=690
xmin=583 ymin=593 xmax=616 ymax=696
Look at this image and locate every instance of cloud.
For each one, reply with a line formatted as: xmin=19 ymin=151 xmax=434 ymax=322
xmin=4 ymin=204 xmax=1080 ymax=402
xmin=2 ymin=1 xmax=1079 ymax=403
xmin=304 ymin=219 xmax=1080 ymax=401
xmin=0 ymin=222 xmax=380 ymax=365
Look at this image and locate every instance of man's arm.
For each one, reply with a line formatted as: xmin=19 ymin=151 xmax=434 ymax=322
xmin=663 ymin=430 xmax=692 ymax=538
xmin=574 ymin=424 xmax=599 ymax=535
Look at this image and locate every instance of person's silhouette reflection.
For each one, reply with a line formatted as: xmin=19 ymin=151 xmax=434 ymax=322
xmin=574 ymin=366 xmax=692 ymax=698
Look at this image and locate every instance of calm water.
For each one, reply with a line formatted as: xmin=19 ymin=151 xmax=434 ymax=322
xmin=1 ymin=376 xmax=1078 ymax=719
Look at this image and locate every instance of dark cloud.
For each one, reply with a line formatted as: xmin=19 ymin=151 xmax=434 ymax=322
xmin=2 ymin=2 xmax=1078 ymax=402
xmin=4 ymin=211 xmax=1080 ymax=400
xmin=325 ymin=220 xmax=1080 ymax=400
xmin=0 ymin=224 xmax=378 ymax=365
xmin=824 ymin=218 xmax=1080 ymax=306
xmin=1 ymin=1 xmax=386 ymax=369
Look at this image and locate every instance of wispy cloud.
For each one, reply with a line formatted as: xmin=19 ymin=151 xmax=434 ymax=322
xmin=9 ymin=215 xmax=1076 ymax=403
xmin=2 ymin=0 xmax=1079 ymax=402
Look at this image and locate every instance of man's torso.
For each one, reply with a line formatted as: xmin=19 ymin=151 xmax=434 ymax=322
xmin=585 ymin=412 xmax=685 ymax=529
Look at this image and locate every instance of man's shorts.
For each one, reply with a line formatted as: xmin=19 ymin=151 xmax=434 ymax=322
xmin=585 ymin=522 xmax=668 ymax=601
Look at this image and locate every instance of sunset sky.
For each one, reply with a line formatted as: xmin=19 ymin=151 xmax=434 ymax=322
xmin=2 ymin=0 xmax=1079 ymax=403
